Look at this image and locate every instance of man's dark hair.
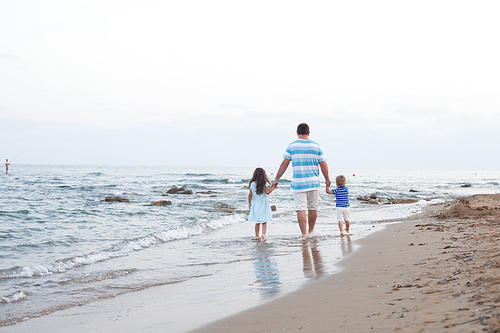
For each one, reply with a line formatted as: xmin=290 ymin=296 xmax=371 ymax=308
xmin=297 ymin=123 xmax=309 ymax=135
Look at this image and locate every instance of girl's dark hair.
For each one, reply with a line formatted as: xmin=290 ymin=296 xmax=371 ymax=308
xmin=248 ymin=167 xmax=270 ymax=195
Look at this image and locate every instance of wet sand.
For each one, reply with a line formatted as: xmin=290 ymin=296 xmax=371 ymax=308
xmin=192 ymin=194 xmax=500 ymax=332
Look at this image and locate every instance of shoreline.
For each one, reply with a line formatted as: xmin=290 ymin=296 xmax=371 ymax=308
xmin=2 ymin=194 xmax=499 ymax=332
xmin=192 ymin=194 xmax=500 ymax=332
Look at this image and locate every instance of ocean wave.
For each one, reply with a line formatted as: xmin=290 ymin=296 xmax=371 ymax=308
xmin=0 ymin=210 xmax=29 ymax=216
xmin=0 ymin=290 xmax=28 ymax=304
xmin=0 ymin=214 xmax=246 ymax=279
xmin=200 ymin=178 xmax=235 ymax=184
xmin=58 ymin=269 xmax=137 ymax=285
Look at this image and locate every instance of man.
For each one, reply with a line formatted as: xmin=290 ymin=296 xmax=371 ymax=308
xmin=273 ymin=123 xmax=331 ymax=238
xmin=5 ymin=159 xmax=9 ymax=174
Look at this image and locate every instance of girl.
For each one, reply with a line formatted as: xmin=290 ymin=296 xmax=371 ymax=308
xmin=248 ymin=167 xmax=277 ymax=240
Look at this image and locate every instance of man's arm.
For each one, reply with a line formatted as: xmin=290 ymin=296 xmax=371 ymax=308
xmin=319 ymin=161 xmax=331 ymax=187
xmin=273 ymin=158 xmax=290 ymax=186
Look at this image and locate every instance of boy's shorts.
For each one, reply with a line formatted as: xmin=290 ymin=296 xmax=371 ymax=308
xmin=336 ymin=207 xmax=350 ymax=222
xmin=293 ymin=190 xmax=319 ymax=211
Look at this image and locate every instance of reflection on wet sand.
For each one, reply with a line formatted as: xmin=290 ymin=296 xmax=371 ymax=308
xmin=253 ymin=244 xmax=281 ymax=299
xmin=341 ymin=235 xmax=353 ymax=256
xmin=302 ymin=240 xmax=325 ymax=279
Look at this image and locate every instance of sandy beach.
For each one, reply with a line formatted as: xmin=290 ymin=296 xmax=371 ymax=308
xmin=192 ymin=194 xmax=500 ymax=332
xmin=3 ymin=194 xmax=499 ymax=333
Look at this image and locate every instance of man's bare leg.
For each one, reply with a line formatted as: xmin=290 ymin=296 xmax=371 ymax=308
xmin=297 ymin=210 xmax=307 ymax=238
xmin=307 ymin=210 xmax=317 ymax=234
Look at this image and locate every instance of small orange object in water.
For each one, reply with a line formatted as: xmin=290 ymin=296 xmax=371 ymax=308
xmin=353 ymin=174 xmax=355 ymax=176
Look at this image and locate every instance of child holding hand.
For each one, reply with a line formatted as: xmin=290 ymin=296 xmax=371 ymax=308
xmin=248 ymin=167 xmax=277 ymax=241
xmin=326 ymin=175 xmax=351 ymax=236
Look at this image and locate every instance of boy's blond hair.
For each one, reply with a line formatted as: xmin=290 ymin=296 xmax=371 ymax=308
xmin=336 ymin=175 xmax=346 ymax=187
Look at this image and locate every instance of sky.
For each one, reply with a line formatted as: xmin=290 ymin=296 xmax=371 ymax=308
xmin=1 ymin=1 xmax=499 ymax=170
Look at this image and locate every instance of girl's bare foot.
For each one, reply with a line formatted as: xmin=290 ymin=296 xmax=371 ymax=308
xmin=261 ymin=234 xmax=266 ymax=241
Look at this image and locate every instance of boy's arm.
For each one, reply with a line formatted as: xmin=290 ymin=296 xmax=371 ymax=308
xmin=325 ymin=185 xmax=333 ymax=194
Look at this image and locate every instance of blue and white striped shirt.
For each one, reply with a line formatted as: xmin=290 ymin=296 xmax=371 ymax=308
xmin=330 ymin=186 xmax=350 ymax=207
xmin=283 ymin=139 xmax=326 ymax=192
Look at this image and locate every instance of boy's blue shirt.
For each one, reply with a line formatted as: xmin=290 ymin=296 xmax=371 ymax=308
xmin=331 ymin=185 xmax=350 ymax=207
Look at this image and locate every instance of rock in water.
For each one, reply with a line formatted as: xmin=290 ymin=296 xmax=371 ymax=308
xmin=105 ymin=196 xmax=130 ymax=203
xmin=208 ymin=204 xmax=235 ymax=213
xmin=152 ymin=200 xmax=172 ymax=206
xmin=178 ymin=190 xmax=193 ymax=195
xmin=167 ymin=187 xmax=185 ymax=194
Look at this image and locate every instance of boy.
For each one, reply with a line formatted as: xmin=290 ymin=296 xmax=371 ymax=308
xmin=326 ymin=175 xmax=350 ymax=236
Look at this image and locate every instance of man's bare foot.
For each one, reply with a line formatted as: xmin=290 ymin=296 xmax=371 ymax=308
xmin=340 ymin=231 xmax=345 ymax=236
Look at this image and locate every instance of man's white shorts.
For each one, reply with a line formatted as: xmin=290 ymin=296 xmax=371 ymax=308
xmin=336 ymin=207 xmax=350 ymax=222
xmin=293 ymin=190 xmax=319 ymax=211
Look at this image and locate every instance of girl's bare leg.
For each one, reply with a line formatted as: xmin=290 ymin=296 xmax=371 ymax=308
xmin=255 ymin=223 xmax=261 ymax=239
xmin=338 ymin=221 xmax=345 ymax=236
xmin=261 ymin=222 xmax=267 ymax=240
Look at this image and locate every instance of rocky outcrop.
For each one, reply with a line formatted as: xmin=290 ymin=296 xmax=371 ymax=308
xmin=166 ymin=187 xmax=194 ymax=195
xmin=387 ymin=198 xmax=419 ymax=204
xmin=208 ymin=204 xmax=235 ymax=213
xmin=197 ymin=191 xmax=218 ymax=195
xmin=105 ymin=196 xmax=130 ymax=203
xmin=151 ymin=200 xmax=172 ymax=206
xmin=358 ymin=195 xmax=419 ymax=205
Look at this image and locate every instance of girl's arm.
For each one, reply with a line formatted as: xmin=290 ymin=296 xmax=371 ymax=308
xmin=248 ymin=189 xmax=253 ymax=209
xmin=265 ymin=182 xmax=277 ymax=195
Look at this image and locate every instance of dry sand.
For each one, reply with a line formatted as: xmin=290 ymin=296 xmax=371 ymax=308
xmin=192 ymin=194 xmax=500 ymax=332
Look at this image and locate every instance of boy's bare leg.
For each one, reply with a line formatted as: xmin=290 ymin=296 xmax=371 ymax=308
xmin=338 ymin=221 xmax=345 ymax=236
xmin=345 ymin=220 xmax=350 ymax=234
xmin=262 ymin=222 xmax=267 ymax=240
xmin=297 ymin=210 xmax=308 ymax=238
xmin=307 ymin=210 xmax=317 ymax=234
xmin=255 ymin=223 xmax=261 ymax=239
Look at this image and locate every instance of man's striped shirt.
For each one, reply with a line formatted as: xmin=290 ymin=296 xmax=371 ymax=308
xmin=283 ymin=139 xmax=326 ymax=192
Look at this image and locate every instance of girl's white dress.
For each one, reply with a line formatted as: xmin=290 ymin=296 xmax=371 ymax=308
xmin=249 ymin=182 xmax=272 ymax=223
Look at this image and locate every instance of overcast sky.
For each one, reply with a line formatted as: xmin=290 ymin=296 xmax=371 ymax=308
xmin=1 ymin=1 xmax=499 ymax=170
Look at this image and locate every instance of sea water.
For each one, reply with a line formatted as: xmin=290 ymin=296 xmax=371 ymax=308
xmin=0 ymin=165 xmax=498 ymax=330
